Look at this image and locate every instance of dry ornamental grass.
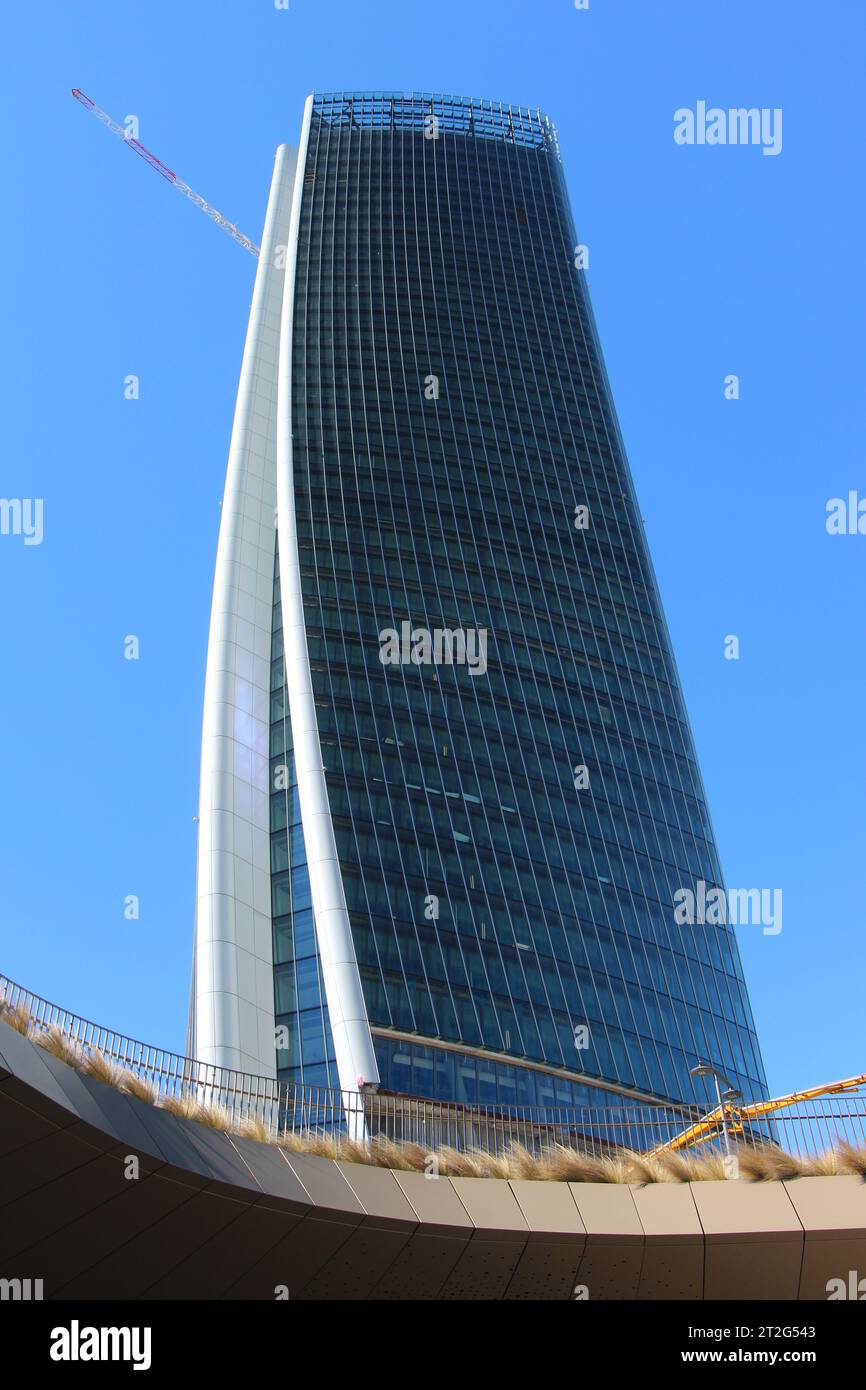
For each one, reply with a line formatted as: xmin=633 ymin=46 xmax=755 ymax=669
xmin=2 ymin=997 xmax=864 ymax=1183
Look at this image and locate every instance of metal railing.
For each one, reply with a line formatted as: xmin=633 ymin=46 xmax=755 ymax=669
xmin=0 ymin=973 xmax=282 ymax=1123
xmin=2 ymin=973 xmax=864 ymax=1159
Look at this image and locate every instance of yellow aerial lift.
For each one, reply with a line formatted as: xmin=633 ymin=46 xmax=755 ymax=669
xmin=647 ymin=1073 xmax=866 ymax=1158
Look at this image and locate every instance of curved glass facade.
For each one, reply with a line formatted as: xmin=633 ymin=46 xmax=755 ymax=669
xmin=269 ymin=92 xmax=767 ymax=1112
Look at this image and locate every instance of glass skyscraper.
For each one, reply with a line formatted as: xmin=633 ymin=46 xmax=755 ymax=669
xmin=190 ymin=92 xmax=767 ymax=1118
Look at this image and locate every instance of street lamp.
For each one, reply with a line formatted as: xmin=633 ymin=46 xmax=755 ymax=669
xmin=690 ymin=1063 xmax=743 ymax=1158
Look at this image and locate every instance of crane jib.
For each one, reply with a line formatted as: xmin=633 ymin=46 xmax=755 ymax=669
xmin=71 ymin=87 xmax=259 ymax=256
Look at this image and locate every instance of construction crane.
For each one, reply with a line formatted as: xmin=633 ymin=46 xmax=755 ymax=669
xmin=71 ymin=89 xmax=260 ymax=258
xmin=647 ymin=1072 xmax=866 ymax=1157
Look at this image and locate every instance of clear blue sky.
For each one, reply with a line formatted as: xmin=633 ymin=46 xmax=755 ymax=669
xmin=1 ymin=0 xmax=863 ymax=1098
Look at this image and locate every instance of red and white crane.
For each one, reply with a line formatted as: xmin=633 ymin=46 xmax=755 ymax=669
xmin=71 ymin=89 xmax=260 ymax=258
